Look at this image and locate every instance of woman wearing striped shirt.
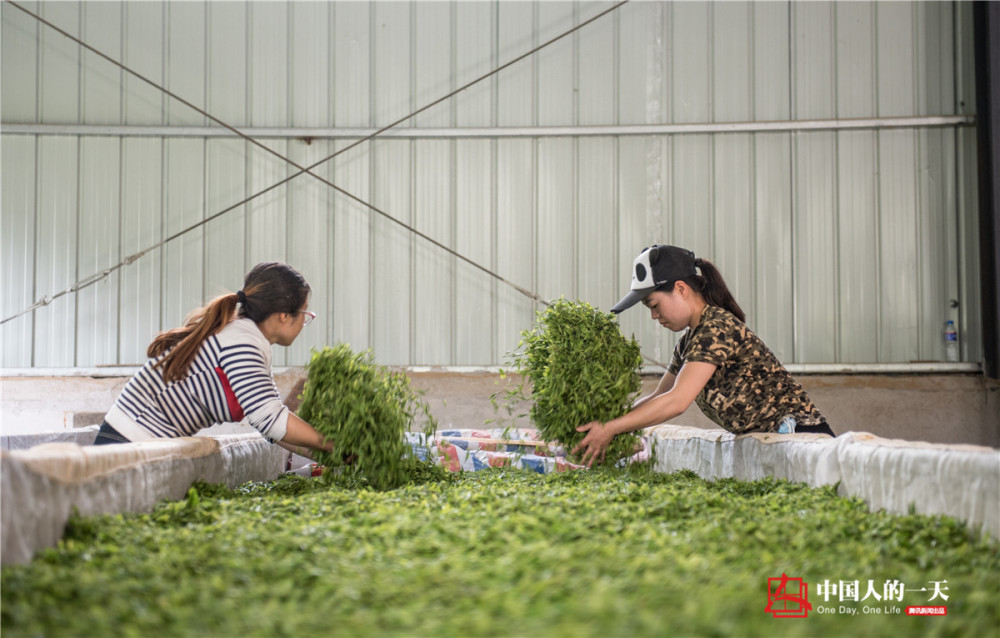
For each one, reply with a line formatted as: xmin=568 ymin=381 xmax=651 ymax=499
xmin=95 ymin=262 xmax=335 ymax=458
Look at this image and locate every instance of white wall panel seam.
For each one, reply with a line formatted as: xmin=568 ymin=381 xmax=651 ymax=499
xmin=72 ymin=133 xmax=81 ymax=366
xmin=31 ymin=134 xmax=42 ymax=367
xmin=612 ymin=7 xmax=620 ymax=312
xmin=491 ymin=1 xmax=500 ymax=363
xmin=408 ymin=5 xmax=417 ymax=365
xmin=832 ymin=5 xmax=842 ymax=361
xmin=451 ymin=1 xmax=458 ymax=364
xmin=788 ymin=2 xmax=797 ymax=362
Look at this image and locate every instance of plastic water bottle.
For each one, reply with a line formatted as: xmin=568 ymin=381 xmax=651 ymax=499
xmin=944 ymin=320 xmax=959 ymax=362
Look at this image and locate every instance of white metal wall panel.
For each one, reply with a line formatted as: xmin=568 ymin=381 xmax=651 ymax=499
xmin=836 ymin=130 xmax=880 ymax=363
xmin=415 ymin=2 xmax=452 ymax=128
xmin=372 ymin=139 xmax=414 ymax=365
xmin=162 ymin=138 xmax=206 ymax=335
xmin=284 ymin=141 xmax=334 ymax=368
xmin=712 ymin=4 xmax=755 ymax=326
xmin=331 ymin=141 xmax=371 ymax=353
xmin=497 ymin=1 xmax=535 ymax=129
xmin=332 ymin=2 xmax=371 ymax=129
xmin=204 ymin=138 xmax=246 ymax=304
xmin=167 ymin=2 xmax=205 ymax=127
xmin=290 ymin=2 xmax=329 ymax=129
xmin=249 ymin=2 xmax=289 ymax=128
xmin=455 ymin=3 xmax=498 ymax=364
xmin=577 ymin=10 xmax=616 ymax=310
xmin=39 ymin=2 xmax=78 ymax=123
xmin=538 ymin=3 xmax=575 ymax=127
xmin=123 ymin=1 xmax=164 ymax=125
xmin=791 ymin=3 xmax=837 ymax=363
xmin=455 ymin=140 xmax=495 ymax=365
xmin=455 ymin=2 xmax=495 ymax=128
xmin=246 ymin=143 xmax=289 ymax=270
xmin=750 ymin=4 xmax=794 ymax=362
xmin=1 ymin=2 xmax=38 ymax=121
xmin=878 ymin=130 xmax=920 ymax=362
xmin=918 ymin=127 xmax=958 ymax=361
xmin=496 ymin=138 xmax=537 ymax=364
xmin=669 ymin=0 xmax=714 ymax=370
xmin=956 ymin=4 xmax=982 ymax=363
xmin=207 ymin=3 xmax=247 ymax=126
xmin=577 ymin=138 xmax=617 ymax=307
xmin=76 ymin=137 xmax=120 ymax=367
xmin=0 ymin=0 xmax=984 ymax=370
xmin=1 ymin=137 xmax=35 ymax=367
xmin=875 ymin=4 xmax=920 ymax=363
xmin=119 ymin=138 xmax=162 ymax=365
xmin=33 ymin=137 xmax=77 ymax=367
xmin=753 ymin=2 xmax=790 ymax=121
xmin=536 ymin=138 xmax=576 ymax=303
xmin=495 ymin=3 xmax=538 ymax=361
xmin=81 ymin=2 xmax=121 ymax=126
xmin=413 ymin=140 xmax=454 ymax=364
xmin=615 ymin=137 xmax=656 ymax=362
xmin=958 ymin=126 xmax=982 ymax=363
xmin=368 ymin=2 xmax=406 ymax=364
xmin=753 ymin=133 xmax=795 ymax=362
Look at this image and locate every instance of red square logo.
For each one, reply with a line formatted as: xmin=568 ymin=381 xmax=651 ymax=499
xmin=767 ymin=574 xmax=813 ymax=618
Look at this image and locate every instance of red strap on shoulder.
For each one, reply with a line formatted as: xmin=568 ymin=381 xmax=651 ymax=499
xmin=215 ymin=367 xmax=245 ymax=421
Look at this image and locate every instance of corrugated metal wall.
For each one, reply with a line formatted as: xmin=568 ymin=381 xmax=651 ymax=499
xmin=0 ymin=1 xmax=982 ymax=368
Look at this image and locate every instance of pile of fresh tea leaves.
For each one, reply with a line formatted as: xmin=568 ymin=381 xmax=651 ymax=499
xmin=2 ymin=469 xmax=996 ymax=637
xmin=297 ymin=344 xmax=437 ymax=490
xmin=507 ymin=299 xmax=644 ymax=463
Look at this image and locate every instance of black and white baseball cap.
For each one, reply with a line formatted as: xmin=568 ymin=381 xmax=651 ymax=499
xmin=610 ymin=245 xmax=697 ymax=314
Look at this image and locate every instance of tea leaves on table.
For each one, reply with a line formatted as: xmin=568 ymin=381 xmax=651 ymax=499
xmin=3 ymin=469 xmax=996 ymax=637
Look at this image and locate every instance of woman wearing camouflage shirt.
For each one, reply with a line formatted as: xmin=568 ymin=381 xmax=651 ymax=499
xmin=573 ymin=244 xmax=835 ymax=467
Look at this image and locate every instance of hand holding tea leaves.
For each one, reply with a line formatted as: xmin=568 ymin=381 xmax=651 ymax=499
xmin=572 ymin=420 xmax=618 ymax=467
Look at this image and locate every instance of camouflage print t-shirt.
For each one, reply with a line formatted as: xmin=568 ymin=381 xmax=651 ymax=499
xmin=667 ymin=305 xmax=826 ymax=434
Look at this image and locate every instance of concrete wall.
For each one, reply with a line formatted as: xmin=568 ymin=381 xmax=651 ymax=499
xmin=2 ymin=370 xmax=997 ymax=449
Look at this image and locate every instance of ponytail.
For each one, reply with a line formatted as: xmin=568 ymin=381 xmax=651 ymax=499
xmin=660 ymin=257 xmax=745 ymax=323
xmin=688 ymin=258 xmax=745 ymax=323
xmin=148 ymin=262 xmax=311 ymax=383
xmin=148 ymin=294 xmax=240 ymax=382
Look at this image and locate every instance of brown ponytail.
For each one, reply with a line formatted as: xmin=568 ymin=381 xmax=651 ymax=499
xmin=148 ymin=262 xmax=311 ymax=383
xmin=148 ymin=294 xmax=239 ymax=382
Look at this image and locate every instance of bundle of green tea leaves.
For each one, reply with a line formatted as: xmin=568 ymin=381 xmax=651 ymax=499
xmin=510 ymin=299 xmax=643 ymax=464
xmin=297 ymin=344 xmax=437 ymax=490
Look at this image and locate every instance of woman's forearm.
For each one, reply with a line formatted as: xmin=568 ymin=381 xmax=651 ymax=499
xmin=609 ymin=391 xmax=687 ymax=436
xmin=281 ymin=413 xmax=334 ymax=453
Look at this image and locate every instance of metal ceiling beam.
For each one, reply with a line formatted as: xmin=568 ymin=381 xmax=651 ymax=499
xmin=0 ymin=115 xmax=975 ymax=140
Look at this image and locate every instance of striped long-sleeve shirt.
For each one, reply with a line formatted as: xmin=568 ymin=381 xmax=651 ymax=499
xmin=104 ymin=318 xmax=289 ymax=442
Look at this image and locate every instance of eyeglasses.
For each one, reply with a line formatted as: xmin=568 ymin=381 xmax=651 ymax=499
xmin=299 ymin=310 xmax=316 ymax=326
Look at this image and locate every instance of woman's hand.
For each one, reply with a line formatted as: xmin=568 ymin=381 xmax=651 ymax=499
xmin=572 ymin=421 xmax=617 ymax=468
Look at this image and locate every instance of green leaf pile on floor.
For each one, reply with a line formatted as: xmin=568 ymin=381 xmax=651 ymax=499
xmin=297 ymin=344 xmax=437 ymax=490
xmin=506 ymin=299 xmax=644 ymax=464
xmin=3 ymin=470 xmax=996 ymax=637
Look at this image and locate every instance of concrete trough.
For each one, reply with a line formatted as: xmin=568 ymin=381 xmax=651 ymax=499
xmin=649 ymin=424 xmax=1000 ymax=539
xmin=1 ymin=434 xmax=288 ymax=565
xmin=1 ymin=369 xmax=997 ymax=565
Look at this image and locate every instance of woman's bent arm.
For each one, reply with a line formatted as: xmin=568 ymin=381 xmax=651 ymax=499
xmin=632 ymin=371 xmax=677 ymax=409
xmin=573 ymin=362 xmax=716 ymax=466
xmin=280 ymin=412 xmax=334 ymax=455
